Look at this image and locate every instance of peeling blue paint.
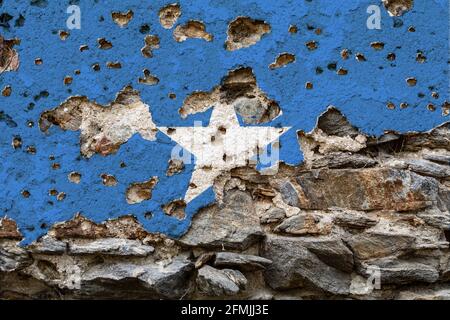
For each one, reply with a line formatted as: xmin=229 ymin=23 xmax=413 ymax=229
xmin=0 ymin=0 xmax=448 ymax=244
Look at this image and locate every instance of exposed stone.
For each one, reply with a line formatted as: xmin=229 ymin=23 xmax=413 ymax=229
xmin=417 ymin=210 xmax=450 ymax=230
xmin=173 ymin=20 xmax=213 ymax=42
xmin=310 ymin=152 xmax=378 ymax=169
xmin=274 ymin=213 xmax=332 ymax=236
xmin=424 ymin=154 xmax=450 ymax=166
xmin=82 ymin=255 xmax=193 ymax=299
xmin=0 ymin=244 xmax=31 ymax=272
xmin=0 ymin=218 xmax=22 ymax=240
xmin=159 ymin=4 xmax=181 ymax=29
xmin=382 ymin=0 xmax=413 ymax=17
xmin=279 ymin=181 xmax=300 ymax=207
xmin=405 ymin=159 xmax=450 ymax=179
xmin=179 ymin=67 xmax=281 ymax=124
xmin=162 ymin=199 xmax=186 ymax=220
xmin=260 ymin=207 xmax=286 ymax=224
xmin=225 ymin=17 xmax=271 ymax=51
xmin=295 ymin=169 xmax=439 ymax=212
xmin=345 ymin=231 xmax=416 ymax=261
xmin=126 ymin=177 xmax=159 ymax=205
xmin=179 ymin=190 xmax=264 ymax=250
xmin=397 ymin=287 xmax=450 ymax=300
xmin=263 ymin=235 xmax=352 ymax=295
xmin=166 ymin=159 xmax=185 ymax=176
xmin=334 ymin=212 xmax=379 ymax=230
xmin=111 ymin=10 xmax=134 ymax=27
xmin=361 ymin=258 xmax=439 ymax=285
xmin=214 ymin=252 xmax=272 ymax=271
xmin=222 ymin=269 xmax=247 ymax=290
xmin=27 ymin=236 xmax=67 ymax=254
xmin=0 ymin=36 xmax=19 ymax=73
xmin=196 ymin=265 xmax=241 ymax=296
xmin=68 ymin=239 xmax=154 ymax=256
xmin=39 ymin=86 xmax=158 ymax=158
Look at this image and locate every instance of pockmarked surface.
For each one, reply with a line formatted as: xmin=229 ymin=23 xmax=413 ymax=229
xmin=0 ymin=0 xmax=448 ymax=244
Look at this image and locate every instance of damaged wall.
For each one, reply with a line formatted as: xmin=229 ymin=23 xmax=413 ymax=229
xmin=0 ymin=0 xmax=449 ymax=300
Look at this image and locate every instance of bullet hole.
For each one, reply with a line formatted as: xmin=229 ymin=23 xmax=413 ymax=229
xmin=418 ymin=92 xmax=425 ymax=98
xmin=168 ymin=93 xmax=176 ymax=100
xmin=30 ymin=0 xmax=48 ymax=8
xmin=0 ymin=110 xmax=16 ymax=127
xmin=408 ymin=26 xmax=416 ymax=32
xmin=371 ymin=42 xmax=385 ymax=50
xmin=305 ymin=82 xmax=313 ymax=90
xmin=400 ymin=102 xmax=409 ymax=109
xmin=305 ymin=40 xmax=318 ymax=51
xmin=59 ymin=30 xmax=69 ymax=41
xmin=337 ymin=68 xmax=348 ymax=75
xmin=101 ymin=173 xmax=118 ymax=186
xmin=340 ymin=49 xmax=350 ymax=60
xmin=64 ymin=76 xmax=73 ymax=85
xmin=387 ymin=102 xmax=396 ymax=110
xmin=306 ymin=24 xmax=315 ymax=31
xmin=144 ymin=212 xmax=153 ymax=220
xmin=431 ymin=92 xmax=439 ymax=99
xmin=27 ymin=120 xmax=34 ymax=127
xmin=56 ymin=192 xmax=66 ymax=201
xmin=106 ymin=61 xmax=122 ymax=69
xmin=120 ymin=161 xmax=127 ymax=168
xmin=11 ymin=136 xmax=22 ymax=149
xmin=51 ymin=163 xmax=61 ymax=170
xmin=49 ymin=189 xmax=58 ymax=196
xmin=167 ymin=127 xmax=176 ymax=135
xmin=0 ymin=13 xmax=13 ymax=30
xmin=141 ymin=35 xmax=160 ymax=58
xmin=27 ymin=103 xmax=35 ymax=111
xmin=386 ymin=53 xmax=396 ymax=61
xmin=269 ymin=53 xmax=295 ymax=70
xmin=355 ymin=53 xmax=366 ymax=62
xmin=139 ymin=24 xmax=150 ymax=34
xmin=315 ymin=67 xmax=323 ymax=74
xmin=327 ymin=62 xmax=337 ymax=71
xmin=218 ymin=126 xmax=227 ymax=134
xmin=162 ymin=199 xmax=186 ymax=220
xmin=74 ymin=70 xmax=80 ymax=75
xmin=21 ymin=190 xmax=30 ymax=198
xmin=138 ymin=69 xmax=159 ymax=85
xmin=225 ymin=17 xmax=270 ymax=51
xmin=315 ymin=28 xmax=322 ymax=35
xmin=427 ymin=103 xmax=436 ymax=112
xmin=416 ymin=51 xmax=426 ymax=63
xmin=288 ymin=25 xmax=298 ymax=34
xmin=2 ymin=85 xmax=11 ymax=96
xmin=393 ymin=18 xmax=403 ymax=28
xmin=40 ymin=223 xmax=47 ymax=229
xmin=406 ymin=77 xmax=417 ymax=86
xmin=174 ymin=20 xmax=213 ymax=42
xmin=49 ymin=155 xmax=55 ymax=161
xmin=68 ymin=171 xmax=81 ymax=184
xmin=33 ymin=90 xmax=49 ymax=101
xmin=99 ymin=16 xmax=104 ymax=22
xmin=166 ymin=159 xmax=185 ymax=176
xmin=98 ymin=38 xmax=113 ymax=50
xmin=15 ymin=14 xmax=25 ymax=27
xmin=34 ymin=58 xmax=43 ymax=65
xmin=111 ymin=10 xmax=134 ymax=28
xmin=92 ymin=63 xmax=100 ymax=71
xmin=222 ymin=153 xmax=227 ymax=162
xmin=126 ymin=177 xmax=158 ymax=204
xmin=79 ymin=45 xmax=89 ymax=52
xmin=159 ymin=3 xmax=181 ymax=29
xmin=26 ymin=145 xmax=36 ymax=154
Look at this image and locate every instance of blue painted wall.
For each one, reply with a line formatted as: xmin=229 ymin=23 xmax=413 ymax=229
xmin=0 ymin=0 xmax=448 ymax=244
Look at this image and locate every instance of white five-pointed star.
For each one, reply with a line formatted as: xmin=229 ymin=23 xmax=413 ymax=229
xmin=158 ymin=103 xmax=290 ymax=203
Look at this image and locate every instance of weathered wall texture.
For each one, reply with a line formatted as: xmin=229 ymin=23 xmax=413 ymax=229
xmin=0 ymin=0 xmax=449 ymax=299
